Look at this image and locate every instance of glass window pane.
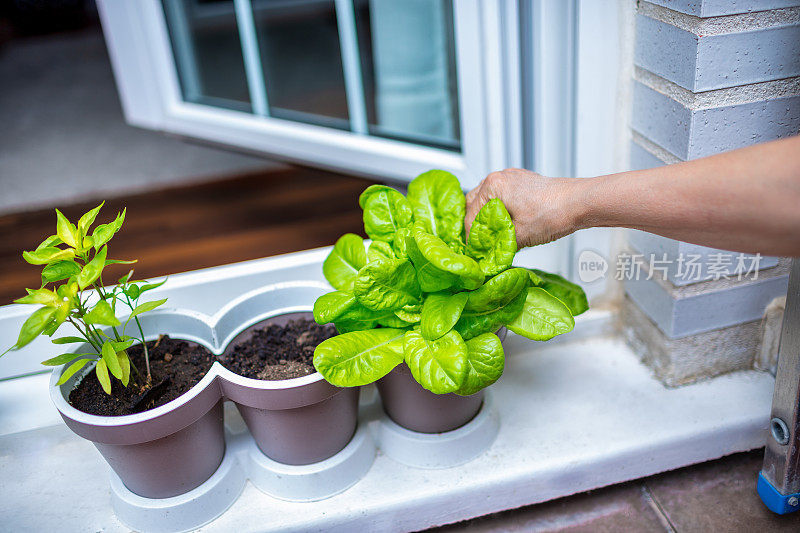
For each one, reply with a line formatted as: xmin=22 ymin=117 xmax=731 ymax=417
xmin=251 ymin=0 xmax=350 ymax=129
xmin=355 ymin=0 xmax=460 ymax=151
xmin=162 ymin=0 xmax=252 ymax=111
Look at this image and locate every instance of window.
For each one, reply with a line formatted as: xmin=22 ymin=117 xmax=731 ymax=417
xmin=98 ymin=0 xmax=522 ymax=188
xmin=162 ymin=0 xmax=461 ymax=149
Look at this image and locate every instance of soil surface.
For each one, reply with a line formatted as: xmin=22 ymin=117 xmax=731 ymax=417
xmin=218 ymin=318 xmax=336 ymax=380
xmin=69 ymin=336 xmax=215 ymax=416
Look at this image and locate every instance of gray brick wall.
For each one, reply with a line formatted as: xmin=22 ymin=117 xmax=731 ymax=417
xmin=647 ymin=0 xmax=800 ymax=18
xmin=626 ymin=0 xmax=799 ymax=384
xmin=636 ymin=5 xmax=800 ymax=91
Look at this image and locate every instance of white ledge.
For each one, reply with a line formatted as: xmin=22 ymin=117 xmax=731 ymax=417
xmin=1 ymin=334 xmax=773 ymax=532
xmin=0 ymin=251 xmax=772 ymax=530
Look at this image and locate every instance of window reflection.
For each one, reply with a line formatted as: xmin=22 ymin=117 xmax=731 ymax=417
xmin=163 ymin=0 xmax=252 ymax=111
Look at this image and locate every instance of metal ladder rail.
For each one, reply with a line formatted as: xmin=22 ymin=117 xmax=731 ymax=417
xmin=759 ymin=259 xmax=800 ymax=513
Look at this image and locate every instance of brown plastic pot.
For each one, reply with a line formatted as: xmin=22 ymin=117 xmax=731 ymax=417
xmin=218 ymin=312 xmax=359 ymax=465
xmin=376 ymin=363 xmax=483 ymax=433
xmin=50 ymin=334 xmax=225 ymax=499
xmin=376 ymin=328 xmax=507 ymax=434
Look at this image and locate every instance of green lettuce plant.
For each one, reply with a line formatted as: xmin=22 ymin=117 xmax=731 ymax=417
xmin=1 ymin=203 xmax=167 ymax=394
xmin=313 ymin=170 xmax=588 ymax=395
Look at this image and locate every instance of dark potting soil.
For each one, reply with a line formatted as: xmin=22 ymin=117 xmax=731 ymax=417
xmin=217 ymin=318 xmax=336 ymax=380
xmin=68 ymin=336 xmax=215 ymax=416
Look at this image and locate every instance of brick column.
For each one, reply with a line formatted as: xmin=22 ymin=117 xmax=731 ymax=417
xmin=623 ymin=0 xmax=800 ymax=386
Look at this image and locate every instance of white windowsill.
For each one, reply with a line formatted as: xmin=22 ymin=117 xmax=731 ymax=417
xmin=0 ymin=251 xmax=773 ymax=531
xmin=1 ymin=331 xmax=773 ymax=531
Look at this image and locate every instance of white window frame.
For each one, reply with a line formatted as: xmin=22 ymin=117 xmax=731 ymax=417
xmin=95 ymin=0 xmax=522 ymax=190
xmin=520 ymin=0 xmax=624 ymax=297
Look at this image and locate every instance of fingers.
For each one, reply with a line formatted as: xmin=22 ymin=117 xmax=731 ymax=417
xmin=465 ymin=171 xmax=507 ymax=238
xmin=464 ymin=180 xmax=487 ymax=238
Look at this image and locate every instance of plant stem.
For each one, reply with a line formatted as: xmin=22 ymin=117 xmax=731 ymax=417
xmin=132 ymin=315 xmax=151 ymax=380
xmin=121 ymin=291 xmax=151 ymax=382
xmin=67 ymin=318 xmax=101 ymax=353
xmin=128 ymin=357 xmax=142 ymax=379
xmin=95 ymin=283 xmax=123 ymax=341
xmin=75 ymin=300 xmax=107 ymax=351
xmin=88 ymin=324 xmax=107 ymax=348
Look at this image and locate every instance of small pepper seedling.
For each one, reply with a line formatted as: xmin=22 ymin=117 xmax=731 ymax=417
xmin=1 ymin=203 xmax=168 ymax=395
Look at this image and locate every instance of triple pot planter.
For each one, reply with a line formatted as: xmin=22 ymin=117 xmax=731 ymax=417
xmin=48 ymin=282 xmax=501 ymax=531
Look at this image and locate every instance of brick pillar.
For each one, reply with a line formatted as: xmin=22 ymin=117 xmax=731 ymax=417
xmin=623 ymin=0 xmax=800 ymax=386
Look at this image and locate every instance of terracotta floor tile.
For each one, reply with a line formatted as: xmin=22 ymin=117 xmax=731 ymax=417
xmin=431 ymin=451 xmax=800 ymax=532
xmin=645 ymin=451 xmax=800 ymax=532
xmin=431 ymin=482 xmax=669 ymax=532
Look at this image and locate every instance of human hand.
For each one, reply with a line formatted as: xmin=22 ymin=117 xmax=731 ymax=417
xmin=465 ymin=168 xmax=585 ymax=249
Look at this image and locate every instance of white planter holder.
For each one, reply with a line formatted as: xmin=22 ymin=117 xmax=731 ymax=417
xmin=370 ymin=390 xmax=500 ymax=469
xmin=109 ymin=436 xmax=247 ymax=533
xmin=243 ymin=422 xmax=376 ymax=502
xmin=110 ymin=422 xmax=377 ymax=532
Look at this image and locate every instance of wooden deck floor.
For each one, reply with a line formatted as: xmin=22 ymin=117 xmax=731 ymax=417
xmin=0 ymin=167 xmax=374 ymax=305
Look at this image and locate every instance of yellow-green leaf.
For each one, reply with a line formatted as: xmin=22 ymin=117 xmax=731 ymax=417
xmin=55 ymin=209 xmax=79 ymax=248
xmin=112 ymin=208 xmax=126 ymax=231
xmin=42 ymin=352 xmax=83 ymax=366
xmin=506 ymin=287 xmax=575 ymax=341
xmin=118 ymin=270 xmax=135 ymax=284
xmin=92 ymin=208 xmax=125 ymax=251
xmin=420 ymin=292 xmax=468 ymax=340
xmin=111 ymin=339 xmax=135 ymax=351
xmin=407 ymin=169 xmax=466 ymax=248
xmin=403 ymin=329 xmax=469 ymax=394
xmin=117 ymin=351 xmax=130 ymax=387
xmin=83 ymin=299 xmax=120 ymax=326
xmin=313 ymin=329 xmax=405 ymax=387
xmin=125 ymin=284 xmax=141 ymax=299
xmin=354 ymin=259 xmax=420 ymax=311
xmin=106 ymin=258 xmax=137 ymax=266
xmin=36 ymin=234 xmax=62 ymax=250
xmin=95 ymin=359 xmax=111 ymax=394
xmin=22 ymin=247 xmax=75 ymax=265
xmin=51 ymin=299 xmax=71 ymax=331
xmin=14 ymin=288 xmax=58 ymax=306
xmin=530 ymin=269 xmax=589 ymax=316
xmin=16 ymin=307 xmax=58 ymax=349
xmin=129 ymin=298 xmax=167 ymax=318
xmin=455 ymin=333 xmax=505 ymax=396
xmin=139 ymin=277 xmax=167 ymax=294
xmin=76 ymin=246 xmax=107 ymax=289
xmin=466 ymin=199 xmax=517 ymax=276
xmin=56 ymin=281 xmax=79 ymax=302
xmin=56 ymin=358 xmax=90 ymax=386
xmin=101 ymin=341 xmax=123 ymax=380
xmin=81 ymin=235 xmax=94 ymax=251
xmin=78 ymin=202 xmax=104 ymax=234
xmin=51 ymin=336 xmax=88 ymax=345
xmin=41 ymin=260 xmax=81 ymax=283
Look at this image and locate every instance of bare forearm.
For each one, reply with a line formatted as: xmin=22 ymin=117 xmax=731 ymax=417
xmin=576 ymin=136 xmax=800 ymax=256
xmin=466 ymin=136 xmax=800 ymax=256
